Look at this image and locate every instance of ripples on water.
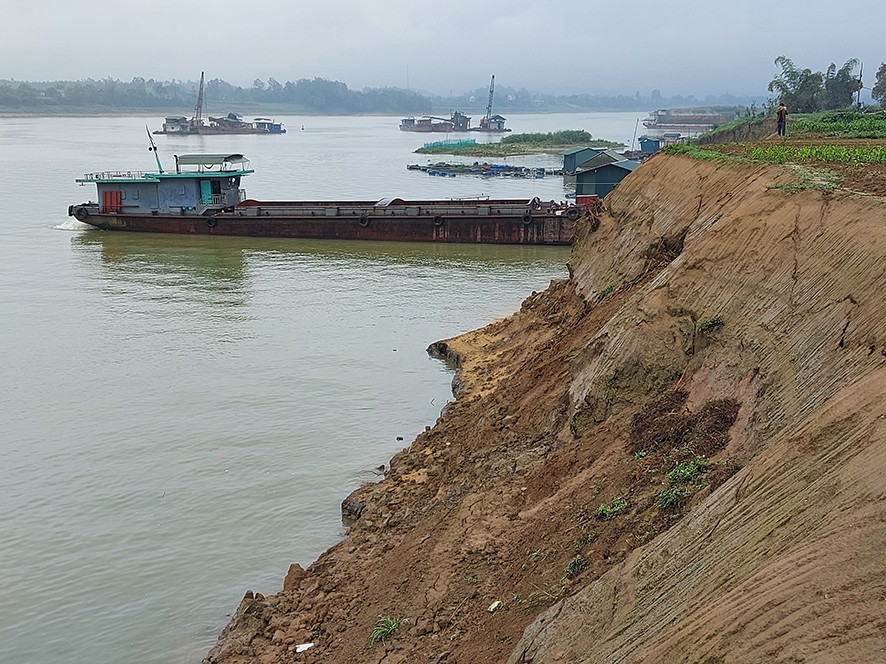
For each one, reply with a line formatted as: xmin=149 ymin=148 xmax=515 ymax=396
xmin=0 ymin=113 xmax=639 ymax=663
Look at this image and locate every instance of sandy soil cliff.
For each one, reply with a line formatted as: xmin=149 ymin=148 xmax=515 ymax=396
xmin=203 ymin=152 xmax=886 ymax=664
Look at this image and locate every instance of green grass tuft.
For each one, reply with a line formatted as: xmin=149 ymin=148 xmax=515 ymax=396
xmin=696 ymin=315 xmax=725 ymax=334
xmin=595 ymin=497 xmax=627 ymax=520
xmin=369 ymin=615 xmax=404 ymax=645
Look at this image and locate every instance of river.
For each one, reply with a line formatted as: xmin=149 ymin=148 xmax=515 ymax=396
xmin=0 ymin=111 xmax=641 ymax=663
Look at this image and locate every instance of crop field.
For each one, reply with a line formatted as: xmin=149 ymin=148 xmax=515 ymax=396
xmin=788 ymin=110 xmax=886 ymax=138
xmin=668 ymin=109 xmax=886 ymax=196
xmin=743 ymin=144 xmax=886 ymax=164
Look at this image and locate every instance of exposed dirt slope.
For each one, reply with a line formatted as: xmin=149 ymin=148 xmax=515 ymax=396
xmin=203 ymin=152 xmax=886 ymax=664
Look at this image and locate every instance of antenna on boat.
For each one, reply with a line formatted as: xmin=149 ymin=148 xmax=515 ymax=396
xmin=146 ymin=124 xmax=164 ymax=173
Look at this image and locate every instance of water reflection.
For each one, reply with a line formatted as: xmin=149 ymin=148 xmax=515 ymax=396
xmin=68 ymin=230 xmax=571 ymax=347
xmin=70 ymin=228 xmax=571 ymax=277
xmin=70 ymin=231 xmax=250 ymax=287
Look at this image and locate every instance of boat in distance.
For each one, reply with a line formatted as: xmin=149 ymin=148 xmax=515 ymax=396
xmin=152 ymin=71 xmax=286 ymax=135
xmin=155 ymin=112 xmax=286 ymax=135
xmin=400 ymin=111 xmax=472 ymax=132
xmin=68 ymin=150 xmax=588 ymax=245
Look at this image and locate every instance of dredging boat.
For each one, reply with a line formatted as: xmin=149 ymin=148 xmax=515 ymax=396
xmin=67 ymin=143 xmax=587 ymax=245
xmin=153 ymin=72 xmax=286 ymax=136
xmin=399 ymin=111 xmax=472 ymax=133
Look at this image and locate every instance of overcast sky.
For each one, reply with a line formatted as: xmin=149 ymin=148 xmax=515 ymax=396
xmin=3 ymin=0 xmax=881 ymax=99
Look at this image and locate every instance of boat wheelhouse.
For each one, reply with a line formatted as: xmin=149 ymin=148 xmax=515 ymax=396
xmin=69 ymin=153 xmax=252 ymax=222
xmin=253 ymin=117 xmax=286 ymax=134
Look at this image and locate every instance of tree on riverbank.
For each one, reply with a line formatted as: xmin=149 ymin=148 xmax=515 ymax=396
xmin=768 ymin=55 xmax=863 ymax=112
xmin=873 ymin=63 xmax=886 ymax=108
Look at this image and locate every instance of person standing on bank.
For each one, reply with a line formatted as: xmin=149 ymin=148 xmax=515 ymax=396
xmin=776 ymin=102 xmax=788 ymax=137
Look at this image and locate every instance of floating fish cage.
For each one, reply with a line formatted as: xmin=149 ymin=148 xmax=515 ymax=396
xmin=421 ymin=138 xmax=478 ymax=150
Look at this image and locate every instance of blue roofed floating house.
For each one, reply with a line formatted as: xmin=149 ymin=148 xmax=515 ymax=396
xmin=574 ymin=159 xmax=640 ymax=198
xmin=561 ymin=147 xmax=626 ymax=174
xmin=562 ymin=147 xmax=599 ymax=174
xmin=638 ymin=136 xmax=662 ymax=154
xmin=472 ymin=114 xmax=509 ymax=133
xmin=562 ymin=147 xmax=628 ymax=191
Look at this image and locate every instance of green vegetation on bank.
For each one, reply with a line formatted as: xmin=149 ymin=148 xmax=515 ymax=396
xmin=369 ymin=616 xmax=404 ymax=645
xmin=663 ymin=144 xmax=746 ymax=161
xmin=672 ymin=109 xmax=886 ymax=163
xmin=500 ymin=130 xmax=603 ymax=146
xmin=415 ymin=130 xmax=624 ymax=156
xmin=701 ymin=108 xmax=886 ymax=145
xmin=744 ymin=143 xmax=886 ymax=164
xmin=0 ymin=77 xmax=428 ymax=115
xmin=788 ymin=109 xmax=886 ymax=138
xmin=666 ymin=108 xmax=886 ymax=194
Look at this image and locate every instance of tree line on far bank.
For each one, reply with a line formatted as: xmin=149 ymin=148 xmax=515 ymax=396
xmin=4 ymin=57 xmax=885 ymax=115
xmin=0 ymin=75 xmax=752 ymax=115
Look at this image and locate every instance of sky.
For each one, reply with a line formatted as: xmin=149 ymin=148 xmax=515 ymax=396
xmin=2 ymin=0 xmax=882 ymax=100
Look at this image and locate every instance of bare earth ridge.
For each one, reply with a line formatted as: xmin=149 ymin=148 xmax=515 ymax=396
xmin=203 ymin=142 xmax=886 ymax=664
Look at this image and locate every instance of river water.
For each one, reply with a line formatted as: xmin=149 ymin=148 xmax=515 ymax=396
xmin=0 ymin=112 xmax=641 ymax=663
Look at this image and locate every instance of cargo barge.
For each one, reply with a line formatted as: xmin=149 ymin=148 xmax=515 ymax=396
xmin=68 ymin=150 xmax=587 ymax=245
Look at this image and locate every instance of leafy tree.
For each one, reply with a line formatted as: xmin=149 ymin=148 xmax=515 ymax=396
xmin=769 ymin=55 xmax=862 ymax=112
xmin=768 ymin=56 xmax=823 ymax=112
xmin=822 ymin=59 xmax=862 ymax=109
xmin=873 ymin=63 xmax=886 ymax=108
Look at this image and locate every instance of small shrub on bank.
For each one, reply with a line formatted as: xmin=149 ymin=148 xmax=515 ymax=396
xmin=597 ymin=283 xmax=616 ymax=301
xmin=656 ymin=484 xmax=687 ymax=509
xmin=595 ymin=497 xmax=627 ymax=520
xmin=656 ymin=457 xmax=709 ymax=510
xmin=696 ymin=315 xmax=724 ymax=334
xmin=666 ymin=457 xmax=709 ymax=485
xmin=369 ymin=615 xmax=404 ymax=645
xmin=565 ymin=555 xmax=587 ymax=579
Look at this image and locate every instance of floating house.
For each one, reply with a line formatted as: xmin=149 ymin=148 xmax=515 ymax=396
xmin=562 ymin=147 xmax=626 ymax=173
xmin=473 ymin=114 xmax=509 ymax=132
xmin=562 ymin=147 xmax=627 ymax=185
xmin=638 ymin=136 xmax=662 ymax=154
xmin=574 ymin=160 xmax=639 ymax=198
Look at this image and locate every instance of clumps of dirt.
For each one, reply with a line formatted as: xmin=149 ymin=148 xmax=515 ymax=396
xmin=643 ymin=229 xmax=688 ymax=273
xmin=629 ymin=390 xmax=690 ymax=454
xmin=628 ymin=390 xmax=740 ymax=457
xmin=619 ymin=393 xmax=743 ymax=534
xmin=686 ymin=399 xmax=741 ymax=457
xmin=571 ymin=361 xmax=685 ymax=438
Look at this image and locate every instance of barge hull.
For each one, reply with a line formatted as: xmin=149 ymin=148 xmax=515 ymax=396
xmin=78 ymin=211 xmax=577 ymax=245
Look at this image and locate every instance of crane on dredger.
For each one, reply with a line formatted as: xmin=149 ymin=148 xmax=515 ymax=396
xmin=190 ymin=71 xmax=205 ymax=131
xmin=479 ymin=74 xmax=495 ymax=130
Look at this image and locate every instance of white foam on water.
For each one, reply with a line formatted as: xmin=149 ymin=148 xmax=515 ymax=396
xmin=55 ymin=220 xmax=91 ymax=231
